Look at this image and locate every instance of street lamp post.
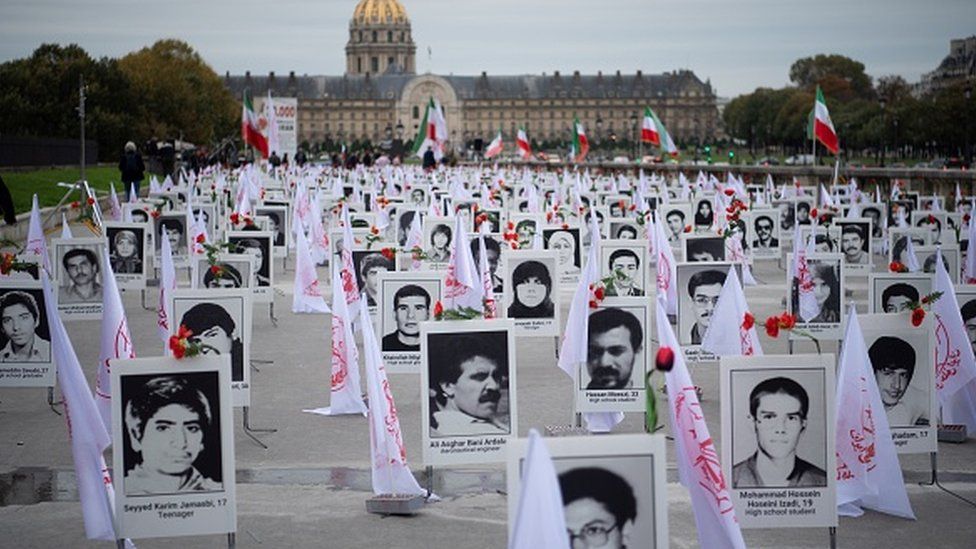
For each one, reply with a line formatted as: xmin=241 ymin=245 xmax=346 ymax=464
xmin=392 ymin=120 xmax=405 ymax=162
xmin=630 ymin=111 xmax=639 ymax=162
xmin=966 ymin=84 xmax=972 ymax=168
xmin=596 ymin=116 xmax=603 ymax=160
xmin=879 ymin=96 xmax=887 ymax=168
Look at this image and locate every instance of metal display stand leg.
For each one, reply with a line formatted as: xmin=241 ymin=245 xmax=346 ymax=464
xmin=425 ymin=465 xmax=435 ymax=499
xmin=228 ymin=533 xmax=236 ymax=548
xmin=140 ymin=289 xmax=153 ymax=311
xmin=829 ymin=527 xmax=837 ymax=549
xmin=47 ymin=387 xmax=63 ymax=415
xmin=919 ymin=451 xmax=976 ymax=507
xmin=251 ymin=358 xmax=273 ymax=373
xmin=269 ymin=302 xmax=278 ymax=327
xmin=241 ymin=406 xmax=276 ymax=449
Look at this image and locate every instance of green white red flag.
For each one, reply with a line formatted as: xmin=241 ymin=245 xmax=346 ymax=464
xmin=241 ymin=88 xmax=269 ymax=158
xmin=573 ymin=118 xmax=589 ymax=162
xmin=516 ymin=127 xmax=532 ymax=159
xmin=641 ymin=106 xmax=661 ymax=145
xmin=484 ymin=130 xmax=503 ymax=159
xmin=810 ymin=86 xmax=839 ymax=154
xmin=412 ymin=97 xmax=447 ymax=161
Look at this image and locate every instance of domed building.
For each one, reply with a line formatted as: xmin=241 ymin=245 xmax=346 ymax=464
xmin=224 ymin=0 xmax=719 ymax=157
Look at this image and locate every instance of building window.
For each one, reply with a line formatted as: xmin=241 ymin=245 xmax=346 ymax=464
xmin=413 ymin=105 xmax=419 ymax=119
xmin=371 ymin=57 xmax=379 ymax=73
xmin=357 ymin=58 xmax=362 ymax=73
xmin=387 ymin=31 xmax=393 ymax=42
xmin=372 ymin=30 xmax=378 ymax=42
xmin=388 ymin=56 xmax=394 ymax=68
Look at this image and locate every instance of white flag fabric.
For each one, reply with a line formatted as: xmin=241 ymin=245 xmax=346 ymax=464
xmin=656 ymin=297 xmax=746 ymax=548
xmin=108 ymin=183 xmax=123 ymax=222
xmin=304 ymin=266 xmax=367 ymax=416
xmin=405 ymin=211 xmax=424 ymax=271
xmin=654 ymin=210 xmax=678 ymax=315
xmin=479 ymin=231 xmax=497 ymax=318
xmin=96 ymin=247 xmax=135 ymax=432
xmin=339 ymin=204 xmax=362 ymax=313
xmin=26 ymin=194 xmax=52 ymax=275
xmin=932 ymin=249 xmax=976 ymax=413
xmin=156 ymin=226 xmax=177 ymax=346
xmin=265 ymin=91 xmax=281 ymax=157
xmin=292 ymin=227 xmax=331 ymax=314
xmin=508 ymin=429 xmax=569 ymax=549
xmin=61 ymin=212 xmax=73 ymax=239
xmin=792 ymin=225 xmax=820 ymax=322
xmin=836 ymin=306 xmax=915 ymax=519
xmin=701 ymin=267 xmax=762 ymax=357
xmin=43 ymin=275 xmax=119 ymax=541
xmin=964 ymin=210 xmax=976 ymax=283
xmin=359 ymin=296 xmax=426 ymax=496
xmin=903 ymin=236 xmax=921 ymax=273
xmin=443 ymin=215 xmax=483 ymax=311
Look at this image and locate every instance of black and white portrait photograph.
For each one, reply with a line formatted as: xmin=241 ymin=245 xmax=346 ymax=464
xmin=104 ymin=222 xmax=149 ymax=289
xmin=378 ymin=271 xmax=441 ymax=373
xmin=170 ymin=289 xmax=252 ymax=407
xmin=610 ymin=219 xmax=642 ymax=241
xmin=835 ymin=219 xmax=873 ymax=275
xmin=676 ymin=262 xmax=736 ymax=346
xmin=600 ymin=240 xmax=649 ymax=297
xmin=868 ymin=273 xmax=933 ymax=314
xmin=911 ymin=210 xmax=949 ymax=244
xmin=858 ymin=313 xmax=937 ymax=454
xmin=693 ymin=197 xmax=715 ymax=231
xmin=684 ymin=235 xmax=726 ymax=262
xmin=856 ymin=202 xmax=887 ymax=240
xmin=747 ymin=209 xmax=782 ymax=260
xmin=353 ymin=248 xmax=395 ymax=308
xmin=191 ymin=203 xmax=216 ymax=239
xmin=509 ymin=214 xmax=543 ymax=249
xmin=192 ymin=254 xmax=255 ymax=290
xmin=395 ymin=208 xmax=422 ymax=247
xmin=53 ymin=237 xmax=106 ymax=319
xmin=721 ymin=354 xmax=837 ymax=529
xmin=773 ymin=199 xmax=796 ymax=232
xmin=255 ymin=205 xmax=289 ymax=252
xmin=579 ymin=298 xmax=649 ymax=413
xmin=501 ymin=251 xmax=559 ymax=336
xmin=421 ymin=319 xmax=517 ymax=466
xmin=956 ymin=286 xmax=976 ymax=358
xmin=227 ymin=231 xmax=274 ymax=304
xmin=916 ymin=245 xmax=960 ymax=283
xmin=786 ymin=253 xmax=843 ymax=340
xmin=887 ymin=227 xmax=931 ymax=266
xmin=408 ymin=186 xmax=428 ymax=207
xmin=468 ymin=235 xmax=504 ymax=294
xmin=543 ymin=226 xmax=582 ymax=285
xmin=111 ymin=356 xmax=236 ymax=539
xmin=421 ymin=215 xmax=455 ymax=268
xmin=506 ymin=434 xmax=668 ymax=548
xmin=155 ymin=212 xmax=189 ymax=258
xmin=795 ymin=199 xmax=813 ymax=225
xmin=0 ymin=280 xmax=54 ymax=387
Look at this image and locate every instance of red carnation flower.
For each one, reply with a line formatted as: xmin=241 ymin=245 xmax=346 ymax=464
xmin=593 ymin=287 xmax=605 ymax=300
xmin=765 ymin=316 xmax=780 ymax=338
xmin=86 ymin=197 xmax=95 ymax=206
xmin=381 ymin=247 xmax=396 ymax=261
xmin=742 ymin=312 xmax=755 ymax=331
xmin=433 ymin=300 xmax=444 ymax=318
xmin=724 ymin=188 xmax=735 ymax=196
xmin=911 ymin=307 xmax=926 ymax=327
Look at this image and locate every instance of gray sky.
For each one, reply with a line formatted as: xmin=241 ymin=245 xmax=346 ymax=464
xmin=2 ymin=0 xmax=973 ymax=97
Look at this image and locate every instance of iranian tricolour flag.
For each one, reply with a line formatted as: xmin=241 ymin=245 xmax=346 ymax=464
xmin=641 ymin=106 xmax=661 ymax=145
xmin=241 ymin=88 xmax=269 ymax=158
xmin=649 ymin=109 xmax=679 ymax=158
xmin=412 ymin=97 xmax=447 ymax=161
xmin=516 ymin=127 xmax=532 ymax=159
xmin=573 ymin=118 xmax=589 ymax=162
xmin=809 ymin=86 xmax=839 ymax=154
xmin=484 ymin=130 xmax=503 ymax=159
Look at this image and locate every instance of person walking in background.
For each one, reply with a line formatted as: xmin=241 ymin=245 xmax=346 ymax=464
xmin=118 ymin=141 xmax=145 ymax=197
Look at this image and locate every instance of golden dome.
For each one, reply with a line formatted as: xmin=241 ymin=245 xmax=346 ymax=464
xmin=352 ymin=0 xmax=409 ymax=25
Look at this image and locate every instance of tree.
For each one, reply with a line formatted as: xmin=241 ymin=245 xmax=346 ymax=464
xmin=789 ymin=54 xmax=874 ymax=100
xmin=118 ymin=39 xmax=238 ymax=147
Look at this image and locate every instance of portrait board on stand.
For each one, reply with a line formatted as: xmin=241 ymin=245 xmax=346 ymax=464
xmin=599 ymin=239 xmax=650 ymax=297
xmin=506 ymin=434 xmax=669 ymax=549
xmin=500 ymin=250 xmax=559 ymax=337
xmin=378 ymin=271 xmax=442 ymax=373
xmin=226 ymin=231 xmax=274 ymax=304
xmin=787 ymin=253 xmax=844 ymax=340
xmin=353 ymin=245 xmax=396 ymax=318
xmin=154 ymin=211 xmax=190 ymax=267
xmin=52 ymin=237 xmax=106 ymax=320
xmin=868 ymin=272 xmax=933 ymax=314
xmin=676 ymin=261 xmax=741 ymax=361
xmin=104 ymin=222 xmax=149 ymax=289
xmin=746 ymin=208 xmax=782 ymax=260
xmin=683 ymin=234 xmax=726 ymax=263
xmin=721 ymin=353 xmax=837 ymax=529
xmin=578 ymin=297 xmax=650 ymax=413
xmin=421 ymin=215 xmax=456 ymax=271
xmin=421 ymin=319 xmax=517 ymax=466
xmin=191 ymin=253 xmax=255 ymax=290
xmin=169 ymin=289 xmax=252 ymax=407
xmin=254 ymin=204 xmax=289 ymax=257
xmin=858 ymin=312 xmax=937 ymax=453
xmin=543 ymin=225 xmax=582 ymax=286
xmin=834 ymin=218 xmax=873 ymax=276
xmin=0 ymin=279 xmax=54 ymax=387
xmin=111 ymin=355 xmax=236 ymax=539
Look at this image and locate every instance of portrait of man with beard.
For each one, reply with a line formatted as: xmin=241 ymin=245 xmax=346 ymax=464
xmin=585 ymin=307 xmax=643 ymax=390
xmin=428 ymin=332 xmax=510 ymax=437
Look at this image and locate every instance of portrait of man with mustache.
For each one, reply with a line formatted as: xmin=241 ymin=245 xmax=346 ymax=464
xmin=428 ymin=333 xmax=509 ymax=437
xmin=586 ymin=307 xmax=643 ymax=390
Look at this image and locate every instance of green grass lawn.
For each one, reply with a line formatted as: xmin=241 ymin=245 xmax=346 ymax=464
xmin=0 ymin=165 xmax=124 ymax=216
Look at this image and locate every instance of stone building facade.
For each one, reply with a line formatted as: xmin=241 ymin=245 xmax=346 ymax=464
xmin=223 ymin=0 xmax=719 ymax=152
xmin=915 ymin=36 xmax=976 ymax=97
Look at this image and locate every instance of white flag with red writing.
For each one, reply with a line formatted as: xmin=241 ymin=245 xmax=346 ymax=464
xmin=42 ymin=275 xmax=120 ymax=541
xmin=792 ymin=225 xmax=820 ymax=322
xmin=654 ymin=210 xmax=678 ymax=315
xmin=932 ymin=249 xmax=976 ymax=423
xmin=157 ymin=226 xmax=177 ymax=346
xmin=701 ymin=267 xmax=762 ymax=357
xmin=292 ymin=226 xmax=331 ymax=314
xmin=96 ymin=247 xmax=135 ymax=432
xmin=836 ymin=306 xmax=914 ymax=519
xmin=478 ymin=231 xmax=497 ymax=318
xmin=26 ymin=194 xmax=52 ymax=275
xmin=339 ymin=204 xmax=362 ymax=312
xmin=359 ymin=296 xmax=426 ymax=495
xmin=443 ymin=215 xmax=483 ymax=311
xmin=508 ymin=429 xmax=568 ymax=549
xmin=656 ymin=296 xmax=746 ymax=548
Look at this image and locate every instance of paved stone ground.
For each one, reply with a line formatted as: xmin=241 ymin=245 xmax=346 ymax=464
xmin=2 ymin=237 xmax=976 ymax=548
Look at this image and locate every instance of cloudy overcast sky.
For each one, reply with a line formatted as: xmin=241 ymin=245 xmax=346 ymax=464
xmin=1 ymin=0 xmax=973 ymax=97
